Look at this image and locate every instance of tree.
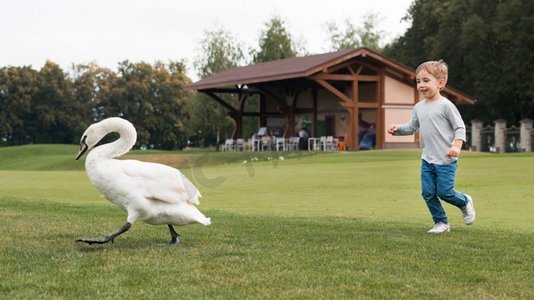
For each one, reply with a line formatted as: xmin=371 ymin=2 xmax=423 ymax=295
xmin=326 ymin=12 xmax=385 ymax=52
xmin=190 ymin=27 xmax=245 ymax=147
xmin=194 ymin=27 xmax=244 ymax=76
xmin=384 ymin=0 xmax=534 ymax=124
xmin=27 ymin=61 xmax=78 ymax=144
xmin=383 ymin=0 xmax=441 ymax=68
xmin=71 ymin=62 xmax=115 ymax=122
xmin=146 ymin=61 xmax=192 ymax=150
xmin=0 ymin=66 xmax=38 ymax=145
xmin=492 ymin=0 xmax=534 ymax=120
xmin=105 ymin=61 xmax=191 ymax=150
xmin=71 ymin=62 xmax=117 ymax=142
xmin=252 ymin=16 xmax=298 ymax=63
xmin=325 ymin=20 xmax=360 ymax=51
xmin=0 ymin=59 xmax=192 ymax=149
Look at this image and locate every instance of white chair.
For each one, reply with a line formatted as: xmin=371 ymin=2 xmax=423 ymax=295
xmin=223 ymin=139 xmax=235 ymax=152
xmin=235 ymin=138 xmax=245 ymax=151
xmin=250 ymin=137 xmax=259 ymax=151
xmin=325 ymin=136 xmax=335 ymax=151
xmin=317 ymin=136 xmax=327 ymax=151
xmin=275 ymin=137 xmax=286 ymax=151
xmin=288 ymin=137 xmax=300 ymax=150
xmin=261 ymin=136 xmax=272 ymax=151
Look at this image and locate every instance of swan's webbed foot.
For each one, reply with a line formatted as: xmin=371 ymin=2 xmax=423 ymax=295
xmin=77 ymin=236 xmax=114 ymax=245
xmin=168 ymin=224 xmax=181 ymax=246
xmin=76 ymin=222 xmax=131 ymax=245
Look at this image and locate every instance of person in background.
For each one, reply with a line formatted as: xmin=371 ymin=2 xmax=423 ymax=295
xmin=298 ymin=127 xmax=309 ymax=150
xmin=358 ymin=118 xmax=371 ymax=143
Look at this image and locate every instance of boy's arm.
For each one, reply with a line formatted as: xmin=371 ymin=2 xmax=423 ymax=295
xmin=445 ymin=102 xmax=467 ymax=157
xmin=446 ymin=102 xmax=467 ymax=142
xmin=446 ymin=139 xmax=464 ymax=157
xmin=388 ymin=109 xmax=419 ymax=136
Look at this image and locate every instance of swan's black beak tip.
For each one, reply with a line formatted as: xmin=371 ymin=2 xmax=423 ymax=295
xmin=76 ymin=143 xmax=88 ymax=160
xmin=76 ymin=136 xmax=89 ymax=160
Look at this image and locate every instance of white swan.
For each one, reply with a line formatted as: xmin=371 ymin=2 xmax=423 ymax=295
xmin=75 ymin=117 xmax=210 ymax=245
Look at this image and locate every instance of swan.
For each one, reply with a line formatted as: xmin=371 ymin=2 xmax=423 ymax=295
xmin=75 ymin=117 xmax=211 ymax=245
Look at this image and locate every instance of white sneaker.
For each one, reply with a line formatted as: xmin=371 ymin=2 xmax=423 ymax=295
xmin=427 ymin=222 xmax=450 ymax=233
xmin=460 ymin=195 xmax=476 ymax=225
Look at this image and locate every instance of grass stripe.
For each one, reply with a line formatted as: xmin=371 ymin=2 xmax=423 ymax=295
xmin=0 ymin=197 xmax=532 ymax=299
xmin=1 ymin=146 xmax=533 ymax=298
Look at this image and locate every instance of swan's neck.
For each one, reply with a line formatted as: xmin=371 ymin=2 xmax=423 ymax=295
xmin=90 ymin=121 xmax=137 ymax=159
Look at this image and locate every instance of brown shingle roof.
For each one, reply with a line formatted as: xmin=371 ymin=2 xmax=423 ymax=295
xmin=186 ymin=48 xmax=360 ymax=90
xmin=186 ymin=47 xmax=475 ymax=104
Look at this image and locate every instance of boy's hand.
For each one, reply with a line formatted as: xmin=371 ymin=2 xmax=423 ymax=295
xmin=446 ymin=139 xmax=464 ymax=158
xmin=387 ymin=125 xmax=398 ymax=134
xmin=446 ymin=145 xmax=461 ymax=158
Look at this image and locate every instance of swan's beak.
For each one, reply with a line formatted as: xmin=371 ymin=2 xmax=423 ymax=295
xmin=76 ymin=139 xmax=89 ymax=160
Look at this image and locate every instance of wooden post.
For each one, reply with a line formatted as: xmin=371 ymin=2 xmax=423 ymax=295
xmin=351 ymin=80 xmax=359 ymax=151
xmin=312 ymin=87 xmax=318 ymax=137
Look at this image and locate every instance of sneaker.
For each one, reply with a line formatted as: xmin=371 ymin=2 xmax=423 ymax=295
xmin=460 ymin=195 xmax=476 ymax=225
xmin=427 ymin=222 xmax=450 ymax=233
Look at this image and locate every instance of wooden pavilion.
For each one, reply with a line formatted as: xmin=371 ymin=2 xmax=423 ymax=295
xmin=185 ymin=47 xmax=475 ymax=150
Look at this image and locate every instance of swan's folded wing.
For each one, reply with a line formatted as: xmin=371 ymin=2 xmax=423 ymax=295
xmin=180 ymin=173 xmax=201 ymax=205
xmin=120 ymin=160 xmax=201 ymax=205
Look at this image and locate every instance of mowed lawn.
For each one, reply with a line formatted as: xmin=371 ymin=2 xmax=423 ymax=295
xmin=0 ymin=145 xmax=532 ymax=299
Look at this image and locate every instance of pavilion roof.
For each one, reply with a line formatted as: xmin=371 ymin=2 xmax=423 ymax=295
xmin=186 ymin=47 xmax=475 ymax=104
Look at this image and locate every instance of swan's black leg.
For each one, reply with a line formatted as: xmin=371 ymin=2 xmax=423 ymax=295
xmin=168 ymin=224 xmax=181 ymax=245
xmin=77 ymin=222 xmax=131 ymax=245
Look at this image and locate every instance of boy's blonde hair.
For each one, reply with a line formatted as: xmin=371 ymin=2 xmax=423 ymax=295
xmin=416 ymin=59 xmax=448 ymax=84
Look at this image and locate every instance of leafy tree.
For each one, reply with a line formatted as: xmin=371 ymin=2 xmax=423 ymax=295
xmin=252 ymin=16 xmax=298 ymax=63
xmin=194 ymin=27 xmax=245 ymax=76
xmin=492 ymin=0 xmax=534 ymax=120
xmin=0 ymin=66 xmax=38 ymax=145
xmin=325 ymin=20 xmax=360 ymax=51
xmin=106 ymin=61 xmax=191 ymax=150
xmin=71 ymin=62 xmax=115 ymax=123
xmin=190 ymin=27 xmax=245 ymax=147
xmin=71 ymin=62 xmax=118 ymax=142
xmin=326 ymin=12 xmax=385 ymax=52
xmin=146 ymin=61 xmax=192 ymax=150
xmin=384 ymin=0 xmax=533 ymax=124
xmin=383 ymin=0 xmax=441 ymax=68
xmin=28 ymin=61 xmax=78 ymax=144
xmin=0 ymin=60 xmax=192 ymax=149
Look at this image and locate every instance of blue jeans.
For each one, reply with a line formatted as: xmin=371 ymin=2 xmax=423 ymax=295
xmin=421 ymin=159 xmax=468 ymax=224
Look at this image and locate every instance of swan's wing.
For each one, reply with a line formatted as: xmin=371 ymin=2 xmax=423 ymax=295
xmin=180 ymin=173 xmax=201 ymax=205
xmin=119 ymin=160 xmax=201 ymax=205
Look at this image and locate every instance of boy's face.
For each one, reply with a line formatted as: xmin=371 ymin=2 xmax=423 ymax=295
xmin=415 ymin=70 xmax=446 ymax=101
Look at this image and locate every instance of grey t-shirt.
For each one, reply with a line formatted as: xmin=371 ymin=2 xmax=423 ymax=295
xmin=394 ymin=97 xmax=466 ymax=164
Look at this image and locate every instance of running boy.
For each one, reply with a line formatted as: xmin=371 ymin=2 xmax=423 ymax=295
xmin=388 ymin=60 xmax=475 ymax=233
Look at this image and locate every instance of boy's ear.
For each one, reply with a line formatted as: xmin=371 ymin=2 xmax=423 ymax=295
xmin=438 ymin=78 xmax=447 ymax=90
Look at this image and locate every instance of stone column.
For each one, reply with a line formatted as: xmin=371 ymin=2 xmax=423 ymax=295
xmin=471 ymin=119 xmax=483 ymax=151
xmin=520 ymin=119 xmax=533 ymax=152
xmin=494 ymin=119 xmax=507 ymax=153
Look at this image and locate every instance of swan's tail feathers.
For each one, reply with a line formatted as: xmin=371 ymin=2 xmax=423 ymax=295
xmin=181 ymin=174 xmax=201 ymax=205
xmin=187 ymin=205 xmax=210 ymax=226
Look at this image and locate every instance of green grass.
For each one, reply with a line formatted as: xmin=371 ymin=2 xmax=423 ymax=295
xmin=0 ymin=145 xmax=533 ymax=299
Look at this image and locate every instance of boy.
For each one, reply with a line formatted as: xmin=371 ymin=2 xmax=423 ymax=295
xmin=388 ymin=60 xmax=475 ymax=233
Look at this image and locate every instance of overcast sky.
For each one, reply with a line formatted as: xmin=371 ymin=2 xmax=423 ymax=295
xmin=1 ymin=0 xmax=413 ymax=81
